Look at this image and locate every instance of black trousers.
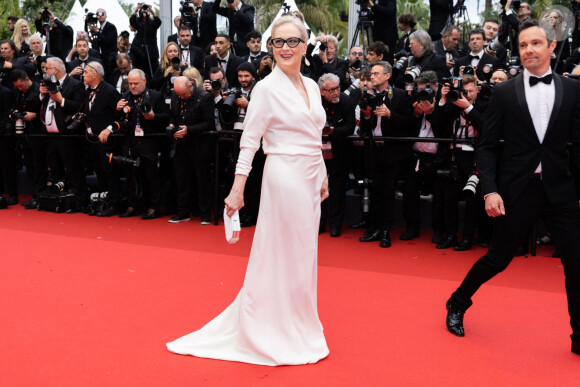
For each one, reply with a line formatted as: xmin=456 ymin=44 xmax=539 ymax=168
xmin=173 ymin=143 xmax=211 ymax=218
xmin=367 ymin=146 xmax=401 ymax=231
xmin=320 ymin=156 xmax=349 ymax=230
xmin=89 ymin=141 xmax=122 ymax=206
xmin=402 ymin=153 xmax=437 ymax=230
xmin=452 ymin=175 xmax=580 ymax=342
xmin=125 ymin=138 xmax=161 ymax=210
xmin=0 ymin=138 xmax=18 ymax=197
xmin=46 ymin=137 xmax=87 ymax=205
xmin=21 ymin=138 xmax=47 ymax=197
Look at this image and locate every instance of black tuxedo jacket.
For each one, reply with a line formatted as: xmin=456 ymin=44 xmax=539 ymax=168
xmin=477 ymin=74 xmax=580 ymax=206
xmin=14 ymin=81 xmax=43 ymax=134
xmin=92 ymin=22 xmax=118 ymax=61
xmin=67 ymin=56 xmax=104 ymax=80
xmin=0 ymin=56 xmax=36 ymax=89
xmin=85 ymin=81 xmax=122 ymax=135
xmin=433 ymin=40 xmax=460 ymax=60
xmin=371 ymin=0 xmax=397 ymax=55
xmin=35 ymin=18 xmax=73 ymax=62
xmin=120 ymin=88 xmax=169 ymax=137
xmin=396 ymin=29 xmax=416 ymax=53
xmin=244 ymin=51 xmax=267 ymax=70
xmin=178 ymin=44 xmax=204 ymax=71
xmin=213 ymin=1 xmax=255 ymax=55
xmin=191 ymin=1 xmax=218 ymax=51
xmin=453 ymin=52 xmax=501 ymax=80
xmin=204 ymin=53 xmax=244 ymax=88
xmin=359 ymin=87 xmax=413 ymax=161
xmin=323 ymin=93 xmax=355 ymax=161
xmin=311 ymin=56 xmax=349 ymax=84
xmin=170 ymin=86 xmax=215 ymax=160
xmin=107 ymin=68 xmax=126 ymax=92
xmin=40 ymin=75 xmax=87 ymax=133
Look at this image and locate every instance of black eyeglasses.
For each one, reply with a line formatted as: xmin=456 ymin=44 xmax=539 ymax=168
xmin=352 ymin=52 xmax=364 ymax=57
xmin=271 ymin=37 xmax=304 ymax=48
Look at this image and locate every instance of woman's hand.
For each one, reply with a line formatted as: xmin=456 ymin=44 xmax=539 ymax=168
xmin=320 ymin=176 xmax=329 ymax=202
xmin=224 ymin=175 xmax=248 ymax=217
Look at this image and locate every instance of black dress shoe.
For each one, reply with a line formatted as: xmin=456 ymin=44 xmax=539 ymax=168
xmin=7 ymin=196 xmax=18 ymax=206
xmin=21 ymin=199 xmax=33 ymax=207
xmin=437 ymin=235 xmax=457 ymax=249
xmin=380 ymin=231 xmax=391 ymax=248
xmin=432 ymin=229 xmax=444 ymax=244
xmin=360 ymin=230 xmax=382 ymax=242
xmin=454 ymin=239 xmax=473 ymax=251
xmin=350 ymin=220 xmax=368 ymax=229
xmin=399 ymin=228 xmax=420 ymax=241
xmin=24 ymin=199 xmax=38 ymax=210
xmin=97 ymin=207 xmax=117 ymax=217
xmin=119 ymin=207 xmax=140 ymax=218
xmin=329 ymin=227 xmax=341 ymax=237
xmin=446 ymin=299 xmax=465 ymax=337
xmin=140 ymin=209 xmax=159 ymax=220
xmin=572 ymin=341 xmax=580 ymax=355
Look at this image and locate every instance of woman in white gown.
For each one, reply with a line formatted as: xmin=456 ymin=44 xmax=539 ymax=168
xmin=166 ymin=16 xmax=330 ymax=366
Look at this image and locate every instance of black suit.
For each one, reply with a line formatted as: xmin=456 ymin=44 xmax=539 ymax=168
xmin=0 ymin=85 xmax=17 ymax=199
xmin=453 ymin=52 xmax=501 ymax=81
xmin=451 ymin=73 xmax=580 ymax=345
xmin=41 ymin=75 xmax=88 ymax=205
xmin=107 ymin=68 xmax=130 ymax=94
xmin=371 ymin=0 xmax=397 ymax=62
xmin=130 ymin=14 xmax=162 ymax=77
xmin=66 ymin=56 xmax=104 ymax=81
xmin=359 ymin=87 xmax=412 ymax=232
xmin=190 ymin=1 xmax=218 ymax=51
xmin=428 ymin=0 xmax=453 ymax=41
xmin=170 ymin=87 xmax=215 ymax=219
xmin=433 ymin=40 xmax=460 ymax=60
xmin=213 ymin=1 xmax=255 ymax=56
xmin=396 ymin=29 xmax=416 ymax=53
xmin=92 ymin=22 xmax=118 ymax=66
xmin=0 ymin=57 xmax=36 ymax=89
xmin=35 ymin=17 xmax=74 ymax=62
xmin=178 ymin=44 xmax=204 ymax=71
xmin=204 ymin=53 xmax=244 ymax=88
xmin=311 ymin=56 xmax=349 ymax=84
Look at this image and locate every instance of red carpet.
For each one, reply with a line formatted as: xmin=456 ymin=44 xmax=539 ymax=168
xmin=0 ymin=205 xmax=577 ymax=386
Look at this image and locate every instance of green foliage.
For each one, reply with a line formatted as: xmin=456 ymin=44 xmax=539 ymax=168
xmin=396 ymin=0 xmax=430 ymax=31
xmin=0 ymin=0 xmax=22 ymax=39
xmin=20 ymin=0 xmax=74 ymax=31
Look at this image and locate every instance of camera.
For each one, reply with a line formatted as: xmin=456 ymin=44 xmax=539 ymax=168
xmin=437 ymin=163 xmax=459 ymax=181
xmin=85 ymin=11 xmax=98 ymax=27
xmin=41 ymin=75 xmax=61 ymax=94
xmin=403 ymin=66 xmax=422 ymax=84
xmin=222 ymin=88 xmax=243 ymax=116
xmin=359 ymin=88 xmax=385 ymax=112
xmin=319 ymin=42 xmax=327 ymax=51
xmin=87 ymin=192 xmax=108 ymax=216
xmin=210 ymin=79 xmax=223 ymax=91
xmin=171 ymin=56 xmax=181 ymax=71
xmin=487 ymin=35 xmax=504 ymax=52
xmin=106 ymin=152 xmax=141 ymax=167
xmin=41 ymin=6 xmax=51 ymax=30
xmin=393 ymin=57 xmax=409 ymax=75
xmin=500 ymin=0 xmax=521 ymax=10
xmin=349 ymin=59 xmax=361 ymax=70
xmin=9 ymin=109 xmax=26 ymax=134
xmin=462 ymin=65 xmax=475 ymax=76
xmin=46 ymin=180 xmax=65 ymax=193
xmin=480 ymin=63 xmax=494 ymax=80
xmin=412 ymin=84 xmax=436 ymax=104
xmin=180 ymin=1 xmax=195 ymax=27
xmin=478 ymin=80 xmax=495 ymax=100
xmin=442 ymin=77 xmax=464 ymax=103
xmin=66 ymin=113 xmax=86 ymax=132
xmin=355 ymin=0 xmax=371 ymax=7
xmin=463 ymin=173 xmax=480 ymax=198
xmin=140 ymin=4 xmax=150 ymax=21
xmin=394 ymin=50 xmax=411 ymax=61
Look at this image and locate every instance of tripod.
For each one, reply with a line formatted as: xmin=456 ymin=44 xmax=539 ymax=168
xmin=451 ymin=0 xmax=472 ymax=46
xmin=350 ymin=5 xmax=373 ymax=58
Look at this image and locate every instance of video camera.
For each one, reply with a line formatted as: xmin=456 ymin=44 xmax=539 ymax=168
xmin=179 ymin=1 xmax=195 ymax=28
xmin=500 ymin=0 xmax=521 ymax=11
xmin=359 ymin=88 xmax=385 ymax=111
xmin=40 ymin=6 xmax=52 ymax=30
xmin=40 ymin=75 xmax=61 ymax=94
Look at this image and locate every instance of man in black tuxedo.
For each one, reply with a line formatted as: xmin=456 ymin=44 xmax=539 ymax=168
xmin=428 ymin=0 xmax=453 ymax=42
xmin=311 ymin=35 xmax=349 ymax=84
xmin=168 ymin=76 xmax=215 ymax=224
xmin=176 ymin=26 xmax=204 ymax=71
xmin=89 ymin=9 xmax=118 ymax=71
xmin=204 ymin=34 xmax=244 ymax=88
xmin=189 ymin=0 xmax=218 ymax=51
xmin=82 ymin=61 xmax=122 ymax=216
xmin=213 ymin=0 xmax=255 ymax=57
xmin=445 ymin=20 xmax=580 ymax=356
xmin=34 ymin=10 xmax=74 ymax=62
xmin=242 ymin=30 xmax=267 ymax=67
xmin=482 ymin=18 xmax=508 ymax=66
xmin=40 ymin=57 xmax=88 ymax=211
xmin=108 ymin=53 xmax=133 ymax=94
xmin=395 ymin=13 xmax=417 ymax=54
xmin=359 ymin=61 xmax=412 ymax=248
xmin=67 ymin=38 xmax=104 ymax=82
xmin=433 ymin=25 xmax=461 ymax=76
xmin=454 ymin=29 xmax=501 ymax=81
xmin=116 ymin=69 xmax=169 ymax=220
xmin=370 ymin=0 xmax=397 ymax=62
xmin=0 ymin=40 xmax=36 ymax=89
xmin=130 ymin=3 xmax=162 ymax=78
xmin=318 ymin=73 xmax=355 ymax=238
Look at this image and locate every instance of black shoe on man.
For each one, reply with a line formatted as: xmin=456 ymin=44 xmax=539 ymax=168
xmin=446 ymin=298 xmax=465 ymax=337
xmin=399 ymin=228 xmax=420 ymax=241
xmin=437 ymin=234 xmax=457 ymax=249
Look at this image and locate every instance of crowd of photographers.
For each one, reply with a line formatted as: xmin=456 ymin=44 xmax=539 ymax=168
xmin=1 ymin=1 xmax=580 ymax=253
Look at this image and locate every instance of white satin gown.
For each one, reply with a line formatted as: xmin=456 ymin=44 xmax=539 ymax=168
xmin=167 ymin=66 xmax=330 ymax=366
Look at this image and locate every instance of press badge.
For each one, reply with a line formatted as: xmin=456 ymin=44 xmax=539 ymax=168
xmin=135 ymin=123 xmax=144 ymax=137
xmin=86 ymin=126 xmax=93 ymax=135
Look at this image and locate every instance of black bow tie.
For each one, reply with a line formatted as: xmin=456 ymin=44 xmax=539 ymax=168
xmin=250 ymin=56 xmax=258 ymax=61
xmin=195 ymin=6 xmax=201 ymax=11
xmin=445 ymin=50 xmax=454 ymax=55
xmin=529 ymin=74 xmax=552 ymax=86
xmin=80 ymin=59 xmax=88 ymax=64
xmin=181 ymin=47 xmax=189 ymax=51
xmin=217 ymin=58 xmax=227 ymax=63
xmin=469 ymin=55 xmax=479 ymax=60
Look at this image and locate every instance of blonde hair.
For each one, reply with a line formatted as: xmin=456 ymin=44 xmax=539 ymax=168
xmin=160 ymin=42 xmax=180 ymax=71
xmin=182 ymin=66 xmax=202 ymax=87
xmin=271 ymin=15 xmax=308 ymax=42
xmin=11 ymin=19 xmax=30 ymax=52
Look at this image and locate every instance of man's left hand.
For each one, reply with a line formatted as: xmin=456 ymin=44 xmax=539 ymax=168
xmin=235 ymin=96 xmax=249 ymax=108
xmin=142 ymin=110 xmax=155 ymax=120
xmin=453 ymin=95 xmax=471 ymax=109
xmin=98 ymin=128 xmax=111 ymax=143
xmin=23 ymin=112 xmax=36 ymax=122
xmin=373 ymin=104 xmax=391 ymax=118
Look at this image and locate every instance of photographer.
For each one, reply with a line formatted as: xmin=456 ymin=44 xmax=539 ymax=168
xmin=88 ymin=9 xmax=118 ymax=72
xmin=212 ymin=0 xmax=255 ymax=57
xmin=0 ymin=83 xmax=17 ymax=205
xmin=34 ymin=8 xmax=74 ymax=62
xmin=431 ymin=74 xmax=487 ymax=251
xmin=185 ymin=0 xmax=217 ymax=51
xmin=497 ymin=0 xmax=531 ymax=58
xmin=168 ymin=77 xmax=215 ymax=224
xmin=318 ymin=73 xmax=355 ymax=237
xmin=82 ymin=61 xmax=122 ymax=217
xmin=0 ymin=40 xmax=36 ymax=89
xmin=39 ymin=57 xmax=88 ymax=212
xmin=396 ymin=13 xmax=417 ymax=53
xmin=370 ymin=0 xmax=398 ymax=62
xmin=358 ymin=61 xmax=412 ymax=248
xmin=395 ymin=31 xmax=448 ymax=88
xmin=400 ymin=71 xmax=440 ymax=242
xmin=311 ymin=35 xmax=348 ymax=84
xmin=10 ymin=69 xmax=45 ymax=208
xmin=151 ymin=42 xmax=188 ymax=98
xmin=204 ymin=34 xmax=244 ymax=88
xmin=255 ymin=38 xmax=275 ymax=81
xmin=343 ymin=46 xmax=364 ymax=94
xmin=454 ymin=28 xmax=501 ymax=81
xmin=482 ymin=18 xmax=508 ymax=66
xmin=66 ymin=38 xmax=104 ymax=82
xmin=176 ymin=26 xmax=204 ymax=71
xmin=116 ymin=69 xmax=169 ymax=220
xmin=202 ymin=67 xmax=227 ymax=130
xmin=433 ymin=25 xmax=461 ymax=75
xmin=130 ymin=3 xmax=162 ymax=78
xmin=366 ymin=40 xmax=389 ymax=67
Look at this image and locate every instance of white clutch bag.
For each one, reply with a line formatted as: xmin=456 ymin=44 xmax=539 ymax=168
xmin=223 ymin=208 xmax=241 ymax=244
